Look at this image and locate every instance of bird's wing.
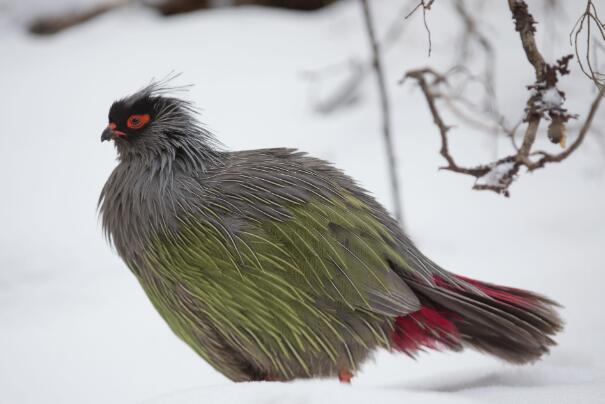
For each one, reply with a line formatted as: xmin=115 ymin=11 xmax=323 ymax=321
xmin=173 ymin=148 xmax=420 ymax=317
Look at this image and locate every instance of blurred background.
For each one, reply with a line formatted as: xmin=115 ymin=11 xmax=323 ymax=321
xmin=1 ymin=0 xmax=604 ymax=403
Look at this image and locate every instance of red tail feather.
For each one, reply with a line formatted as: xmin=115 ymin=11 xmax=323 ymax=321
xmin=396 ymin=272 xmax=562 ymax=363
xmin=392 ymin=306 xmax=459 ymax=354
xmin=435 ymin=274 xmax=537 ymax=308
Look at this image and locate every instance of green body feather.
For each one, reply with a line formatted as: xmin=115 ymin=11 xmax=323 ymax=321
xmin=133 ymin=188 xmax=418 ymax=380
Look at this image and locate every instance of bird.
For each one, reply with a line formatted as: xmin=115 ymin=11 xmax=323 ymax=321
xmin=99 ymin=79 xmax=563 ymax=383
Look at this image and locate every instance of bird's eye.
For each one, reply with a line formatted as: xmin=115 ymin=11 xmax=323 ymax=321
xmin=127 ymin=114 xmax=150 ymax=129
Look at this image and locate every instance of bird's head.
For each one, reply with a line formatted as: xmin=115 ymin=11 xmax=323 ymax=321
xmin=102 ymin=94 xmax=156 ymax=143
xmin=101 ymin=77 xmax=221 ymax=168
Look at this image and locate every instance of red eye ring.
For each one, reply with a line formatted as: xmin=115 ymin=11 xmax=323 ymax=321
xmin=127 ymin=114 xmax=150 ymax=129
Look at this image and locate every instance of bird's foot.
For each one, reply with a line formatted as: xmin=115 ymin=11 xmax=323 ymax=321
xmin=338 ymin=369 xmax=353 ymax=384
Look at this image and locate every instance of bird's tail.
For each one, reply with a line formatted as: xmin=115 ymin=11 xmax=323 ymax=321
xmin=393 ymin=273 xmax=563 ymax=364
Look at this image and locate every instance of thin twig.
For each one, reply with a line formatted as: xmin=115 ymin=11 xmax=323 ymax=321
xmin=570 ymin=0 xmax=605 ymax=89
xmin=405 ymin=0 xmax=435 ymax=56
xmin=360 ymin=0 xmax=404 ymax=227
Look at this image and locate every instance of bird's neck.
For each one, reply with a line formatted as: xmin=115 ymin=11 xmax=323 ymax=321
xmin=117 ymin=133 xmax=225 ymax=176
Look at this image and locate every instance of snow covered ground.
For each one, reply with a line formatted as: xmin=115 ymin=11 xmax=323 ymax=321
xmin=1 ymin=1 xmax=604 ymax=403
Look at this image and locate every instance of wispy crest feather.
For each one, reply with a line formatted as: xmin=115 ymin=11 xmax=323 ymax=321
xmin=112 ymin=74 xmax=224 ymax=171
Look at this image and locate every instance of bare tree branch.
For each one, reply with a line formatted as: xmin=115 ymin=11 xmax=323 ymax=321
xmin=359 ymin=0 xmax=404 ymax=227
xmin=401 ymin=68 xmax=500 ymax=178
xmin=401 ymin=1 xmax=604 ymax=197
xmin=29 ymin=0 xmax=135 ymax=35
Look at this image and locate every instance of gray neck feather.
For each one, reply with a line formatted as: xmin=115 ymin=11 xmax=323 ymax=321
xmin=100 ymin=113 xmax=224 ymax=269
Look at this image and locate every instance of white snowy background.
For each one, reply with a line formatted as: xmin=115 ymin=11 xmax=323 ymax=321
xmin=1 ymin=1 xmax=604 ymax=403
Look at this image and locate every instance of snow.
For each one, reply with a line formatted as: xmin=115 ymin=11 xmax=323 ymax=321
xmin=1 ymin=1 xmax=604 ymax=403
xmin=541 ymin=87 xmax=565 ymax=109
xmin=474 ymin=162 xmax=516 ymax=188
